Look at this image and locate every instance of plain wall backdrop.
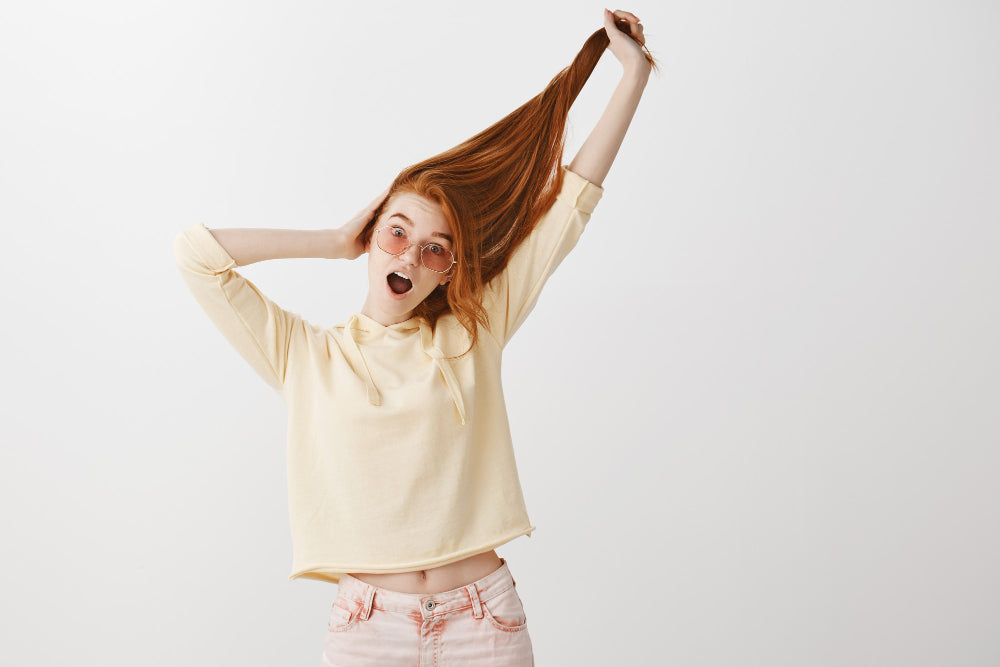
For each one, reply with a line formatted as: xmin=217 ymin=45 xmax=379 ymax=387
xmin=2 ymin=1 xmax=998 ymax=665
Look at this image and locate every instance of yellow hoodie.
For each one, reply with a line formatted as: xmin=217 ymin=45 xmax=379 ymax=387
xmin=173 ymin=165 xmax=604 ymax=584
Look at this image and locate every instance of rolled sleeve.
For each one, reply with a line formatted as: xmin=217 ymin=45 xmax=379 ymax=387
xmin=481 ymin=165 xmax=605 ymax=347
xmin=173 ymin=222 xmax=302 ymax=396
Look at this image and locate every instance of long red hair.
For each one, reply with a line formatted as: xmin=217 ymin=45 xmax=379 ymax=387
xmin=360 ymin=25 xmax=659 ymax=349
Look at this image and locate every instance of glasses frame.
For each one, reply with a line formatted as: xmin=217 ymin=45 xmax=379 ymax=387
xmin=373 ymin=225 xmax=457 ymax=274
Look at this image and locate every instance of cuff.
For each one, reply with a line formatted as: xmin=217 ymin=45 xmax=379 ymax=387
xmin=188 ymin=222 xmax=238 ymax=273
xmin=557 ymin=165 xmax=605 ymax=214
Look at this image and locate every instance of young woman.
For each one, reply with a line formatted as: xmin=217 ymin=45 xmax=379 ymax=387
xmin=174 ymin=9 xmax=655 ymax=665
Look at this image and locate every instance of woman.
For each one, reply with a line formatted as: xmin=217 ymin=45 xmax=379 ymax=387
xmin=173 ymin=9 xmax=655 ymax=665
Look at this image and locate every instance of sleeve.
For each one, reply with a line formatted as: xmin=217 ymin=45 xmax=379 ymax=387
xmin=172 ymin=222 xmax=303 ymax=396
xmin=480 ymin=165 xmax=605 ymax=347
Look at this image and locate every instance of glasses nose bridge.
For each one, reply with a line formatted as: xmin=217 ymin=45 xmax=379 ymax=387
xmin=398 ymin=238 xmax=422 ymax=265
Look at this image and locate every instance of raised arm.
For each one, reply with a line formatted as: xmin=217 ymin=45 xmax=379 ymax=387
xmin=568 ymin=8 xmax=651 ymax=188
xmin=172 ymin=186 xmax=392 ymax=394
xmin=209 ymin=184 xmax=392 ymax=265
xmin=210 ymin=228 xmax=348 ymax=266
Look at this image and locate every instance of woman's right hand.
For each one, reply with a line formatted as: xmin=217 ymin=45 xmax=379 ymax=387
xmin=335 ymin=185 xmax=393 ymax=260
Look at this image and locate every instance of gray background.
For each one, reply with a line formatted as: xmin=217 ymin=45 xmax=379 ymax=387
xmin=2 ymin=0 xmax=998 ymax=665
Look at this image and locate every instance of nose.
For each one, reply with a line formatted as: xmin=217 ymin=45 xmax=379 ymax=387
xmin=399 ymin=243 xmax=421 ymax=268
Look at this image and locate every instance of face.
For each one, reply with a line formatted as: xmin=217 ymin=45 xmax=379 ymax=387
xmin=360 ymin=192 xmax=455 ymax=326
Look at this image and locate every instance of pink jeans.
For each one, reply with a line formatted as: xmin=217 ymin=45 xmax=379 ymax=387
xmin=321 ymin=557 xmax=534 ymax=666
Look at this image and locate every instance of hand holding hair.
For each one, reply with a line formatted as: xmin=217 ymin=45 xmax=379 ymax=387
xmin=335 ymin=184 xmax=393 ymax=261
xmin=603 ymin=8 xmax=651 ymax=75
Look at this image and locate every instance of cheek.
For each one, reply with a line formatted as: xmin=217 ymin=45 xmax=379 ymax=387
xmin=418 ymin=275 xmax=442 ymax=296
xmin=367 ymin=253 xmax=384 ymax=276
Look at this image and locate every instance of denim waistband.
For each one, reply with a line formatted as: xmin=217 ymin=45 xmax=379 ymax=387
xmin=336 ymin=557 xmax=517 ymax=621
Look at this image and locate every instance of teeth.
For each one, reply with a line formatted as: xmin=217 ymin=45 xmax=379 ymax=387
xmin=392 ymin=271 xmax=411 ymax=280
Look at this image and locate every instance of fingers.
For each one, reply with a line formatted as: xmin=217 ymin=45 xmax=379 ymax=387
xmin=631 ymin=22 xmax=645 ymax=46
xmin=368 ymin=185 xmax=392 ymax=210
xmin=604 ymin=8 xmax=633 ymax=35
xmin=604 ymin=8 xmax=646 ymax=45
xmin=610 ymin=9 xmax=640 ymax=23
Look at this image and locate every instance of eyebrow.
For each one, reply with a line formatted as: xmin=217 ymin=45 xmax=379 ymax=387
xmin=387 ymin=213 xmax=454 ymax=245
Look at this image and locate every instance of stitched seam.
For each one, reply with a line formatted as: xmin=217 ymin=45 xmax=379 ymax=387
xmin=184 ymin=231 xmax=286 ymax=393
xmin=507 ymin=203 xmax=581 ymax=344
xmin=213 ymin=272 xmax=285 ymax=392
xmin=341 ymin=582 xmax=515 ymax=615
xmin=481 ymin=603 xmax=527 ymax=631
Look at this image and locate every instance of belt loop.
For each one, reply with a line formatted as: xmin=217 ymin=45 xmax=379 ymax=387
xmin=501 ymin=557 xmax=516 ymax=587
xmin=466 ymin=583 xmax=483 ymax=619
xmin=359 ymin=583 xmax=375 ymax=620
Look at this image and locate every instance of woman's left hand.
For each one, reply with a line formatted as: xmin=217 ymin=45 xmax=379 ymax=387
xmin=603 ymin=8 xmax=649 ymax=74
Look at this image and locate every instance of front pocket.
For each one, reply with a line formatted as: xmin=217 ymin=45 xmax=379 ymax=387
xmin=327 ymin=600 xmax=358 ymax=633
xmin=480 ymin=586 xmax=528 ymax=633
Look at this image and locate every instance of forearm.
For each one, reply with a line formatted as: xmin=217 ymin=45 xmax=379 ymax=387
xmin=207 ymin=228 xmax=351 ymax=266
xmin=568 ymin=66 xmax=649 ymax=188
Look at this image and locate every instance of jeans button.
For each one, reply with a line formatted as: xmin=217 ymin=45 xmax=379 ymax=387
xmin=424 ymin=599 xmax=436 ymax=611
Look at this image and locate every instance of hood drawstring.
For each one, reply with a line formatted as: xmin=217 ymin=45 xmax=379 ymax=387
xmin=340 ymin=314 xmax=467 ymax=426
xmin=418 ymin=318 xmax=468 ymax=426
xmin=342 ymin=314 xmax=382 ymax=407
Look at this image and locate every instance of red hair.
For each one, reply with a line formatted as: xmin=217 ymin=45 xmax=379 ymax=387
xmin=360 ymin=26 xmax=659 ymax=350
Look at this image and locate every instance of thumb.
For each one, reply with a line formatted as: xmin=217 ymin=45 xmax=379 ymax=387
xmin=603 ymin=7 xmax=615 ymax=30
xmin=604 ymin=9 xmax=624 ymax=42
xmin=603 ymin=8 xmax=629 ymax=37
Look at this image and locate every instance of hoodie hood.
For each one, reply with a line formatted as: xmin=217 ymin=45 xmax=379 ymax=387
xmin=339 ymin=313 xmax=468 ymax=426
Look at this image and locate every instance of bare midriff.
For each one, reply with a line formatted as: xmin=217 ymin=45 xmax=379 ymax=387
xmin=347 ymin=548 xmax=504 ymax=594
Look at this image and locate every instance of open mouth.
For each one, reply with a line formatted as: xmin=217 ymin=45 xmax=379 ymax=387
xmin=387 ymin=271 xmax=413 ymax=295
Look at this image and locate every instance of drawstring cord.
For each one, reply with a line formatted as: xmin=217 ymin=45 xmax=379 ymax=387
xmin=419 ymin=319 xmax=468 ymax=426
xmin=340 ymin=314 xmax=467 ymax=425
xmin=342 ymin=314 xmax=382 ymax=406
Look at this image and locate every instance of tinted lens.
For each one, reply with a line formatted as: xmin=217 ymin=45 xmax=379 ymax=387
xmin=377 ymin=226 xmax=409 ymax=254
xmin=422 ymin=245 xmax=454 ymax=272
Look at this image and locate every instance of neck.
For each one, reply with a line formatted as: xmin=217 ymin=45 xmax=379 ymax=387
xmin=359 ymin=300 xmax=414 ymax=327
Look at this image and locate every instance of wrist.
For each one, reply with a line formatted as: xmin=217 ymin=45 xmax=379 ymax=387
xmin=322 ymin=229 xmax=353 ymax=259
xmin=622 ymin=59 xmax=651 ymax=83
